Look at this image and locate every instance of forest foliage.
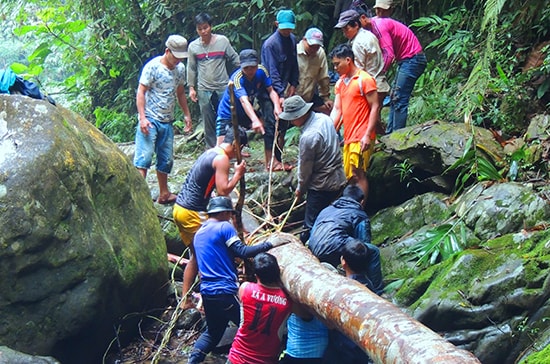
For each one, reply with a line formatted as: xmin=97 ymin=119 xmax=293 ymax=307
xmin=1 ymin=0 xmax=549 ymax=142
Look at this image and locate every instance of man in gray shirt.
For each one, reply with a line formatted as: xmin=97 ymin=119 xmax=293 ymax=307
xmin=187 ymin=13 xmax=240 ymax=148
xmin=279 ymin=95 xmax=347 ymax=243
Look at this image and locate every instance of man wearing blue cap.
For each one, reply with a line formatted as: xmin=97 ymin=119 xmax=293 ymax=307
xmin=259 ymin=9 xmax=299 ymax=172
xmin=296 ymin=27 xmax=333 ymax=115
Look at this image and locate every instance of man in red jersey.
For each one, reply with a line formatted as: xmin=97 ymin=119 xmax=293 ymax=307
xmin=228 ymin=252 xmax=292 ymax=364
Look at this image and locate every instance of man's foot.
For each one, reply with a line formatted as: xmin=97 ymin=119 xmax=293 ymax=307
xmin=179 ymin=297 xmax=196 ymax=311
xmin=266 ymin=161 xmax=294 ymax=172
xmin=156 ymin=193 xmax=177 ymax=204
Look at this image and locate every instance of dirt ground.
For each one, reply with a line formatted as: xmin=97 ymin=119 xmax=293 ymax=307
xmin=103 ymin=297 xmax=231 ymax=364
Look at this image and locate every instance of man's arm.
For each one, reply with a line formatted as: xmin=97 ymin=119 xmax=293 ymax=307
xmin=239 ymin=95 xmax=265 ymax=135
xmin=261 ymin=42 xmax=284 ymax=97
xmin=318 ymin=51 xmax=333 ymax=109
xmin=187 ymin=50 xmax=198 ymax=102
xmin=288 ymin=34 xmax=299 ymax=96
xmin=330 ymin=92 xmax=343 ymax=131
xmin=296 ymin=133 xmax=317 ymax=199
xmin=213 ymin=153 xmax=246 ymax=195
xmin=266 ymin=85 xmax=282 ymax=117
xmin=176 ymin=84 xmax=193 ymax=133
xmin=136 ymin=83 xmax=151 ymax=135
xmin=360 ymin=90 xmax=379 ymax=152
xmin=226 ymin=43 xmax=240 ymax=72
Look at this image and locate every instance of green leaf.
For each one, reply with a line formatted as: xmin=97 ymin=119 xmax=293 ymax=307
xmin=10 ymin=63 xmax=28 ymax=74
xmin=13 ymin=25 xmax=40 ymax=36
xmin=65 ymin=20 xmax=88 ymax=33
xmin=29 ymin=43 xmax=52 ymax=62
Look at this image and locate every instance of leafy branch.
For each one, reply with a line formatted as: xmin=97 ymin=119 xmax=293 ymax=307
xmin=403 ymin=222 xmax=467 ymax=268
xmin=444 ymin=126 xmax=505 ymax=197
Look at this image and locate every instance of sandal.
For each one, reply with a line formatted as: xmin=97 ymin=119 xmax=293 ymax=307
xmin=156 ymin=193 xmax=177 ymax=205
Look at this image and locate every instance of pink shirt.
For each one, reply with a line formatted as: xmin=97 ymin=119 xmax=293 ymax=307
xmin=370 ymin=17 xmax=423 ymax=72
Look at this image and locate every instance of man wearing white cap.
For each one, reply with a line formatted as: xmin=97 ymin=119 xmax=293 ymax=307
xmin=134 ymin=34 xmax=193 ymax=204
xmin=296 ymin=27 xmax=333 ymax=115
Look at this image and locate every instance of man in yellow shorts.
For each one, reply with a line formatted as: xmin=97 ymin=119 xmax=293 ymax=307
xmin=329 ymin=43 xmax=380 ymax=179
xmin=173 ymin=126 xmax=247 ymax=309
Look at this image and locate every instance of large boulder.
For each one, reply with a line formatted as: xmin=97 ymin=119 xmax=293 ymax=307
xmin=371 ymin=182 xmax=550 ymax=363
xmin=367 ymin=121 xmax=505 ymax=212
xmin=0 ymin=95 xmax=168 ymax=363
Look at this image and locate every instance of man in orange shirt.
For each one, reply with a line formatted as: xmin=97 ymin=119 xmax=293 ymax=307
xmin=329 ymin=43 xmax=380 ymax=179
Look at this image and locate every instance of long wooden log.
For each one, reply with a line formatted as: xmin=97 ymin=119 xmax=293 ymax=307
xmin=268 ymin=233 xmax=481 ymax=364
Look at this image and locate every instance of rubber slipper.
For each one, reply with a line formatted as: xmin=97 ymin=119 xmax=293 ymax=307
xmin=266 ymin=162 xmax=284 ymax=172
xmin=156 ymin=193 xmax=177 ymax=204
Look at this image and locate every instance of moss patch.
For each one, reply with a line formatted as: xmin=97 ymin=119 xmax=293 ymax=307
xmin=520 ymin=343 xmax=550 ymax=364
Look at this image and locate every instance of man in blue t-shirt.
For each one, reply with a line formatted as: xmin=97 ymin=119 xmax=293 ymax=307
xmin=215 ymin=49 xmax=281 ymax=146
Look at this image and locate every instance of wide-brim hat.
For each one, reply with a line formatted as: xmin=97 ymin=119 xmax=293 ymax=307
xmin=207 ymin=196 xmax=235 ymax=214
xmin=279 ymin=95 xmax=313 ymax=121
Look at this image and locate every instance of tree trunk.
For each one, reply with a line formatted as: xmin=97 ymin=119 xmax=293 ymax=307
xmin=268 ymin=233 xmax=481 ymax=364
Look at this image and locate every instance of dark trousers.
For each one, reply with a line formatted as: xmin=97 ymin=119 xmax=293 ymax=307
xmin=259 ymin=97 xmax=289 ymax=162
xmin=188 ymin=294 xmax=240 ymax=364
xmin=300 ymin=189 xmax=342 ymax=244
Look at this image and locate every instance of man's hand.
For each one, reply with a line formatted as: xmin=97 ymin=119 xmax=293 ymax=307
xmin=324 ymin=99 xmax=334 ymax=111
xmin=252 ymin=119 xmax=265 ymax=135
xmin=184 ymin=115 xmax=192 ymax=134
xmin=139 ymin=117 xmax=152 ymax=135
xmin=295 ymin=189 xmax=303 ymax=201
xmin=234 ymin=160 xmax=246 ymax=178
xmin=189 ymin=87 xmax=198 ymax=103
xmin=360 ymin=134 xmax=372 ymax=153
xmin=286 ymin=85 xmax=296 ymax=98
xmin=269 ymin=234 xmax=289 ymax=248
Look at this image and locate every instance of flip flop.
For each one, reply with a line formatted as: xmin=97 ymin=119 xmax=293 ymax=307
xmin=266 ymin=162 xmax=284 ymax=172
xmin=265 ymin=162 xmax=294 ymax=172
xmin=156 ymin=193 xmax=177 ymax=205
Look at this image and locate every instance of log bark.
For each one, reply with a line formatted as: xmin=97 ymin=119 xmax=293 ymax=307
xmin=268 ymin=233 xmax=481 ymax=364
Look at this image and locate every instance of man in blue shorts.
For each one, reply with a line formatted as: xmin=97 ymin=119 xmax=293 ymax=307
xmin=134 ymin=34 xmax=193 ymax=204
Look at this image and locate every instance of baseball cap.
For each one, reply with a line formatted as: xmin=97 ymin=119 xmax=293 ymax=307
xmin=374 ymin=0 xmax=393 ymax=9
xmin=165 ymin=35 xmax=188 ymax=58
xmin=277 ymin=9 xmax=296 ymax=30
xmin=239 ymin=49 xmax=259 ymax=68
xmin=305 ymin=28 xmax=324 ymax=46
xmin=334 ymin=9 xmax=360 ymax=28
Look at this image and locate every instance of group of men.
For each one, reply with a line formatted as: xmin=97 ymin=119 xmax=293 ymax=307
xmin=130 ymin=0 xmax=427 ymax=363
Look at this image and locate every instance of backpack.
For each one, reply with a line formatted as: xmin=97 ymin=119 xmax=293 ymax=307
xmin=0 ymin=68 xmax=56 ymax=105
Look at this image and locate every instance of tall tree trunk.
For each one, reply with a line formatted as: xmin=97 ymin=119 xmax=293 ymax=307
xmin=268 ymin=233 xmax=481 ymax=364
